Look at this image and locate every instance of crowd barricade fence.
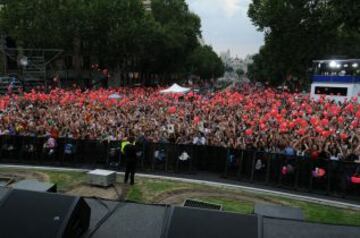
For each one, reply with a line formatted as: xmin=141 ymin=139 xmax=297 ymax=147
xmin=223 ymin=148 xmax=241 ymax=179
xmin=277 ymin=154 xmax=297 ymax=189
xmin=174 ymin=143 xmax=194 ymax=174
xmin=237 ymin=150 xmax=254 ymax=181
xmin=147 ymin=142 xmax=168 ymax=172
xmin=19 ymin=136 xmax=37 ymax=163
xmin=0 ymin=135 xmax=19 ymax=162
xmin=139 ymin=141 xmax=152 ymax=171
xmin=251 ymin=151 xmax=269 ymax=184
xmin=308 ymin=158 xmax=329 ymax=194
xmin=0 ymin=135 xmax=359 ymax=199
xmin=265 ymin=152 xmax=280 ymax=185
xmin=105 ymin=140 xmax=122 ymax=170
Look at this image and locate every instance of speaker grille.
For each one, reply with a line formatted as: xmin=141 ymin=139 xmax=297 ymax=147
xmin=183 ymin=199 xmax=223 ymax=211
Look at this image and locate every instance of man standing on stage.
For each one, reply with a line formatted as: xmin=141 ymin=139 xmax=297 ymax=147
xmin=123 ymin=137 xmax=138 ymax=185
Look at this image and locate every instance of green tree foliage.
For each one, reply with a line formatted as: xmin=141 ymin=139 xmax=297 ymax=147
xmin=187 ymin=45 xmax=224 ymax=80
xmin=236 ymin=68 xmax=244 ymax=78
xmin=247 ymin=0 xmax=360 ymax=86
xmin=0 ymin=0 xmax=224 ymax=83
xmin=0 ymin=0 xmax=145 ymax=72
xmin=151 ymin=0 xmax=202 ymax=74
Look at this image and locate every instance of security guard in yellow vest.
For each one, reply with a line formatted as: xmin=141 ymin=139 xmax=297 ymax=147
xmin=123 ymin=137 xmax=138 ymax=185
xmin=121 ymin=140 xmax=130 ymax=154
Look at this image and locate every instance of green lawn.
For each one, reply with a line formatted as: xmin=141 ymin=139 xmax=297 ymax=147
xmin=125 ymin=178 xmax=360 ymax=226
xmin=45 ymin=171 xmax=87 ymax=191
xmin=126 ymin=185 xmax=143 ymax=202
xmin=293 ymin=201 xmax=360 ymax=226
xmin=1 ymin=167 xmax=360 ymax=226
xmin=0 ymin=168 xmax=87 ymax=191
xmin=121 ymin=176 xmax=203 ymax=203
xmin=190 ymin=196 xmax=360 ymax=226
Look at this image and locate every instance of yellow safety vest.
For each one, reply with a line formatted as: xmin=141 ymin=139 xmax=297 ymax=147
xmin=121 ymin=141 xmax=130 ymax=154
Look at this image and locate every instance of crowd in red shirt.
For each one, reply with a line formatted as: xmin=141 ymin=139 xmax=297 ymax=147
xmin=0 ymin=84 xmax=359 ymax=161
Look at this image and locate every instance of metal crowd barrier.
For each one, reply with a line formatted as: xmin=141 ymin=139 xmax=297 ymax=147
xmin=0 ymin=135 xmax=359 ymax=199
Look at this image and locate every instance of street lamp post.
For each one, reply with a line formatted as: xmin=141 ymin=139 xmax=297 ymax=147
xmin=19 ymin=56 xmax=28 ymax=88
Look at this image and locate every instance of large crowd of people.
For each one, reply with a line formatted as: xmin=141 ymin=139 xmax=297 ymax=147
xmin=0 ymin=83 xmax=359 ymax=162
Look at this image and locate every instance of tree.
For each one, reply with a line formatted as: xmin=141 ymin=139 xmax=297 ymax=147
xmin=0 ymin=0 xmax=147 ymax=75
xmin=150 ymin=0 xmax=201 ymax=74
xmin=0 ymin=0 xmax=205 ymax=85
xmin=247 ymin=0 xmax=360 ymax=86
xmin=186 ymin=45 xmax=224 ymax=80
xmin=236 ymin=68 xmax=244 ymax=78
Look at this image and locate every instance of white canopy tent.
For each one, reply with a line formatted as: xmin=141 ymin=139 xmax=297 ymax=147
xmin=108 ymin=93 xmax=122 ymax=99
xmin=160 ymin=83 xmax=191 ymax=94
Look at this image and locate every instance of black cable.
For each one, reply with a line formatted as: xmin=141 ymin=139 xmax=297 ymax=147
xmin=112 ymin=184 xmax=122 ymax=201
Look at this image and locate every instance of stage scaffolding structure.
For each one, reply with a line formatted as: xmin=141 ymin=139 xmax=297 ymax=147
xmin=0 ymin=47 xmax=63 ymax=89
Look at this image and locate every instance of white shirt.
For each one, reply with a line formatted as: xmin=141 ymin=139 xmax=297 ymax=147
xmin=193 ymin=137 xmax=206 ymax=145
xmin=330 ymin=153 xmax=341 ymax=161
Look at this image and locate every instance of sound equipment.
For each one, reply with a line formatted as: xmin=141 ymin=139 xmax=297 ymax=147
xmin=12 ymin=179 xmax=57 ymax=192
xmin=255 ymin=203 xmax=304 ymax=221
xmin=88 ymin=169 xmax=116 ymax=187
xmin=0 ymin=189 xmax=91 ymax=238
xmin=165 ymin=206 xmax=258 ymax=238
xmin=183 ymin=199 xmax=223 ymax=211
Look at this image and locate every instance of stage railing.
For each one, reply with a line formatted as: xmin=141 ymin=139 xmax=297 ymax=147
xmin=0 ymin=135 xmax=359 ymax=199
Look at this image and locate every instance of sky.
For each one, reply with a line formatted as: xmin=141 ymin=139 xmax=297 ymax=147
xmin=186 ymin=0 xmax=264 ymax=58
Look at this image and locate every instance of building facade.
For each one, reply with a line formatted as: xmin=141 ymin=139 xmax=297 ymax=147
xmin=220 ymin=49 xmax=253 ymax=74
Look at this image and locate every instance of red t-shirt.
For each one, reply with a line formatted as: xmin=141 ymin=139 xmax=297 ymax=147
xmin=311 ymin=150 xmax=319 ymax=160
xmin=50 ymin=128 xmax=59 ymax=138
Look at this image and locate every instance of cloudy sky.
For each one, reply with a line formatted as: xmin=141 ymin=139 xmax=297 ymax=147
xmin=186 ymin=0 xmax=264 ymax=58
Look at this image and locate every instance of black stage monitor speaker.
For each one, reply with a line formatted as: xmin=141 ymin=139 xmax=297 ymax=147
xmin=0 ymin=189 xmax=91 ymax=238
xmin=166 ymin=207 xmax=258 ymax=238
